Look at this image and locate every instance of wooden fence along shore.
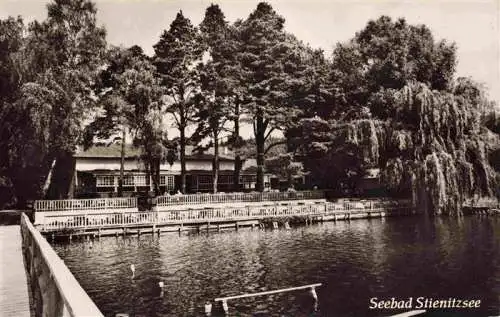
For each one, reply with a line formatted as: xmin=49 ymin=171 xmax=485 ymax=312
xmin=31 ymin=190 xmax=498 ymax=238
xmin=155 ymin=190 xmax=325 ymax=206
xmin=30 ymin=191 xmax=418 ymax=238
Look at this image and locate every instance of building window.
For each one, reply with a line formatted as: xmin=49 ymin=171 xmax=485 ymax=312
xmin=122 ymin=175 xmax=134 ymax=186
xmin=135 ymin=175 xmax=147 ymax=186
xmin=96 ymin=175 xmax=115 ymax=187
xmin=240 ymin=175 xmax=256 ymax=184
xmin=198 ymin=175 xmax=212 ymax=185
xmin=160 ymin=175 xmax=175 ymax=190
xmin=219 ymin=175 xmax=233 ymax=184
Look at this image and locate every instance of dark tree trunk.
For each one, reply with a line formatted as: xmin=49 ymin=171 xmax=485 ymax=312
xmin=118 ymin=127 xmax=125 ymax=197
xmin=287 ymin=170 xmax=293 ymax=190
xmin=46 ymin=152 xmax=75 ymax=199
xmin=152 ymin=158 xmax=161 ymax=196
xmin=255 ymin=110 xmax=265 ymax=192
xmin=180 ymin=113 xmax=187 ymax=194
xmin=212 ymin=130 xmax=219 ymax=193
xmin=233 ymin=102 xmax=241 ymax=192
xmin=234 ymin=156 xmax=241 ymax=191
xmin=143 ymin=150 xmax=152 ymax=195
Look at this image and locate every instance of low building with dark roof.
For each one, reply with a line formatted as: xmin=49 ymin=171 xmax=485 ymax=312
xmin=73 ymin=144 xmax=273 ymax=197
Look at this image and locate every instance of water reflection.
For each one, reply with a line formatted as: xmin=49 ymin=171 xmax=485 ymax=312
xmin=52 ymin=216 xmax=500 ymax=317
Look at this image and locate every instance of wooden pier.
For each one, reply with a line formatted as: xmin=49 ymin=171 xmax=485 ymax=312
xmin=35 ymin=201 xmax=414 ymax=239
xmin=462 ymin=197 xmax=499 ymax=215
xmin=20 ymin=213 xmax=104 ymax=317
xmin=0 ymin=226 xmax=32 ymax=317
xmin=31 ymin=192 xmax=415 ymax=238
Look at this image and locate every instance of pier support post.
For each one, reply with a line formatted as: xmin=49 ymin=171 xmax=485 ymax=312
xmin=221 ymin=300 xmax=228 ymax=314
xmin=309 ymin=286 xmax=318 ymax=301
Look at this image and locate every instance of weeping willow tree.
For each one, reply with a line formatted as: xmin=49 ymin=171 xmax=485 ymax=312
xmin=379 ymin=82 xmax=499 ymax=215
xmin=290 ymin=16 xmax=499 ymax=215
xmin=294 ymin=82 xmax=498 ymax=214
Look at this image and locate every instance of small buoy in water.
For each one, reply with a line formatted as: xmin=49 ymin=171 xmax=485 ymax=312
xmin=158 ymin=281 xmax=164 ymax=289
xmin=130 ymin=264 xmax=135 ymax=277
xmin=204 ymin=301 xmax=212 ymax=315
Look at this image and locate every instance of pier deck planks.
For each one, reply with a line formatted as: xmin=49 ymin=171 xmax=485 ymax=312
xmin=0 ymin=225 xmax=32 ymax=317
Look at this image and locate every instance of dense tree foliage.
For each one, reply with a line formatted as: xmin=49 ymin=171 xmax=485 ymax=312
xmin=1 ymin=1 xmax=497 ymax=214
xmin=291 ymin=16 xmax=499 ymax=214
xmin=0 ymin=17 xmax=30 ymax=207
xmin=330 ymin=16 xmax=457 ymax=121
xmin=85 ymin=46 xmax=168 ymax=195
xmin=0 ymin=0 xmax=106 ymax=206
xmin=236 ymin=3 xmax=312 ymax=191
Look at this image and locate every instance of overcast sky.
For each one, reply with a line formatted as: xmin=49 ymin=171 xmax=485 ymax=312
xmin=1 ymin=0 xmax=499 ymax=112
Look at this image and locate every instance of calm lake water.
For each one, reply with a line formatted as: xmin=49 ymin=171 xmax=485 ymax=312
xmin=52 ymin=216 xmax=500 ymax=317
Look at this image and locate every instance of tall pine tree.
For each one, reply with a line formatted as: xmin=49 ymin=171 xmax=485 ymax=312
xmin=236 ymin=2 xmax=304 ymax=191
xmin=153 ymin=11 xmax=203 ymax=193
xmin=192 ymin=4 xmax=240 ymax=193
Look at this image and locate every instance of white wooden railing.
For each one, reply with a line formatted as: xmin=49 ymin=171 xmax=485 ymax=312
xmin=42 ymin=211 xmax=158 ymax=231
xmin=38 ymin=200 xmax=412 ymax=232
xmin=156 ymin=190 xmax=325 ymax=206
xmin=21 ymin=213 xmax=104 ymax=316
xmin=156 ymin=202 xmax=327 ymax=223
xmin=34 ymin=197 xmax=137 ymax=212
xmin=463 ymin=196 xmax=499 ymax=208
